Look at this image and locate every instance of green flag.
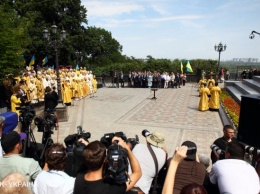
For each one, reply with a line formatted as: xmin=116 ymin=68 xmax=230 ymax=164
xmin=186 ymin=60 xmax=193 ymax=73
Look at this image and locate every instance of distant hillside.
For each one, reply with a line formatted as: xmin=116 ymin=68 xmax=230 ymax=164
xmin=221 ymin=61 xmax=260 ymax=73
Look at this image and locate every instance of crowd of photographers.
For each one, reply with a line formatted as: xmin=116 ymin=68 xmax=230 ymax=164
xmin=0 ymin=121 xmax=260 ymax=194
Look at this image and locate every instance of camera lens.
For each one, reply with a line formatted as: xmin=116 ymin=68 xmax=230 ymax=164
xmin=142 ymin=129 xmax=151 ymax=137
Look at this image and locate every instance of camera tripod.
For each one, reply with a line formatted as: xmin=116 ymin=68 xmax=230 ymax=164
xmin=22 ymin=121 xmax=40 ymax=161
xmin=21 ymin=121 xmax=54 ymax=168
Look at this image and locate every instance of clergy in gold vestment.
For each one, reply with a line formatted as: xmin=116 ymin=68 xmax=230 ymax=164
xmin=198 ymin=77 xmax=207 ymax=95
xmin=207 ymin=76 xmax=215 ymax=91
xmin=36 ymin=76 xmax=45 ymax=101
xmin=61 ymin=80 xmax=72 ymax=105
xmin=92 ymin=76 xmax=98 ymax=93
xmin=198 ymin=83 xmax=210 ymax=111
xmin=10 ymin=88 xmax=22 ymax=116
xmin=209 ymin=82 xmax=221 ymax=110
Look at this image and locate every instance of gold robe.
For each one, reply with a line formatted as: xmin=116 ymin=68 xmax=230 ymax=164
xmin=209 ymin=86 xmax=221 ymax=109
xmin=92 ymin=78 xmax=97 ymax=93
xmin=207 ymin=78 xmax=215 ymax=91
xmin=11 ymin=95 xmax=21 ymax=116
xmin=198 ymin=78 xmax=207 ymax=91
xmin=198 ymin=87 xmax=210 ymax=111
xmin=62 ymin=81 xmax=72 ymax=104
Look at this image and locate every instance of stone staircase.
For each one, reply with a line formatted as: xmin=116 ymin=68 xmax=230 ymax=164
xmin=225 ymin=76 xmax=260 ymax=104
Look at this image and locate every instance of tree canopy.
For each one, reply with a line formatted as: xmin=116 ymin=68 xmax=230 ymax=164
xmin=1 ymin=0 xmax=248 ymax=80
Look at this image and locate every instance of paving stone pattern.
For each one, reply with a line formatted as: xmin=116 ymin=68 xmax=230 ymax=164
xmin=33 ymin=83 xmax=224 ymax=158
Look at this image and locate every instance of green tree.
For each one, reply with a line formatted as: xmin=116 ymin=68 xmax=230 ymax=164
xmin=85 ymin=27 xmax=123 ymax=67
xmin=0 ymin=5 xmax=30 ymax=78
xmin=10 ymin=0 xmax=88 ymax=67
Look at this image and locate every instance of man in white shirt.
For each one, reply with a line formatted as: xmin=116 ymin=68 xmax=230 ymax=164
xmin=130 ymin=131 xmax=167 ymax=194
xmin=34 ymin=143 xmax=75 ymax=194
xmin=210 ymin=141 xmax=260 ymax=194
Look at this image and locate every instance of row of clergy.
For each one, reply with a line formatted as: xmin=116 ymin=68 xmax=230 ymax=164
xmin=10 ymin=69 xmax=98 ymax=104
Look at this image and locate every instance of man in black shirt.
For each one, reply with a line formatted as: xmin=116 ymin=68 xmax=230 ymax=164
xmin=210 ymin=125 xmax=236 ymax=164
xmin=74 ymin=137 xmax=141 ymax=194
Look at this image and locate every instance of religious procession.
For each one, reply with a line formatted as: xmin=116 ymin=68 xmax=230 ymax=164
xmin=197 ymin=74 xmax=221 ymax=112
xmin=2 ymin=66 xmax=98 ymax=115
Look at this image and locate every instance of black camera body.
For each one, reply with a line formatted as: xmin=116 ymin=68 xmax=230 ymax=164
xmin=64 ymin=125 xmax=91 ymax=152
xmin=100 ymin=132 xmax=127 ymax=148
xmin=126 ymin=135 xmax=139 ymax=150
xmin=104 ymin=141 xmax=129 ymax=184
xmin=19 ymin=106 xmax=36 ymax=125
xmin=34 ymin=112 xmax=57 ymax=133
xmin=64 ymin=126 xmax=91 ymax=177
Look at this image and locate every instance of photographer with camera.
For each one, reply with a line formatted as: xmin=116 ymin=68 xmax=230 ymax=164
xmin=209 ymin=141 xmax=260 ymax=194
xmin=73 ymin=137 xmax=141 ymax=194
xmin=210 ymin=125 xmax=236 ymax=164
xmin=129 ymin=130 xmax=167 ymax=194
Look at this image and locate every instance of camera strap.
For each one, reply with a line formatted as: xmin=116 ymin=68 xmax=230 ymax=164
xmin=147 ymin=143 xmax=158 ymax=194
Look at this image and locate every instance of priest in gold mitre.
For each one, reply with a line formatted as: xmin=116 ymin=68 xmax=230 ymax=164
xmin=207 ymin=75 xmax=215 ymax=91
xmin=209 ymin=82 xmax=221 ymax=110
xmin=198 ymin=83 xmax=210 ymax=111
xmin=198 ymin=76 xmax=207 ymax=95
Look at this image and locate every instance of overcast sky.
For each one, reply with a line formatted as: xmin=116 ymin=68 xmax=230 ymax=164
xmin=81 ymin=0 xmax=260 ymax=60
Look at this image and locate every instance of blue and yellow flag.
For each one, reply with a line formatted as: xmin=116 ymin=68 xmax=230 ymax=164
xmin=186 ymin=60 xmax=193 ymax=73
xmin=42 ymin=56 xmax=48 ymax=65
xmin=180 ymin=61 xmax=183 ymax=73
xmin=29 ymin=55 xmax=35 ymax=67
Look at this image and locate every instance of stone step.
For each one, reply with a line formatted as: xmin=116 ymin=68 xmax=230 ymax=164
xmin=243 ymin=79 xmax=260 ymax=93
xmin=225 ymin=85 xmax=242 ymax=104
xmin=233 ymin=82 xmax=259 ymax=95
xmin=253 ymin=76 xmax=260 ymax=83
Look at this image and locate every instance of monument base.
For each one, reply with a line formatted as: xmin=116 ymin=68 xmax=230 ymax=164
xmin=56 ymin=103 xmax=68 ymax=122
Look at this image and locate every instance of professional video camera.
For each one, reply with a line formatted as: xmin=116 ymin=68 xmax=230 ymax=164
xmin=100 ymin=132 xmax=127 ymax=148
xmin=19 ymin=106 xmax=36 ymax=129
xmin=34 ymin=110 xmax=57 ymax=133
xmin=100 ymin=131 xmax=139 ymax=184
xmin=64 ymin=125 xmax=91 ymax=152
xmin=104 ymin=141 xmax=129 ymax=184
xmin=126 ymin=135 xmax=139 ymax=150
xmin=34 ymin=110 xmax=58 ymax=147
xmin=210 ymin=144 xmax=225 ymax=155
xmin=64 ymin=126 xmax=91 ymax=177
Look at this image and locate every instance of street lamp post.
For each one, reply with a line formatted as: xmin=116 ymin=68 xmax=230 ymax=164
xmin=249 ymin=30 xmax=260 ymax=39
xmin=214 ymin=42 xmax=227 ymax=82
xmin=43 ymin=24 xmax=68 ymax=121
xmin=75 ymin=51 xmax=83 ymax=68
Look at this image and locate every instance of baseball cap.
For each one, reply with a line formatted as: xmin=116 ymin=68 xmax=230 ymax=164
xmin=0 ymin=116 xmax=5 ymax=124
xmin=147 ymin=131 xmax=165 ymax=148
xmin=1 ymin=131 xmax=27 ymax=152
xmin=182 ymin=141 xmax=197 ymax=161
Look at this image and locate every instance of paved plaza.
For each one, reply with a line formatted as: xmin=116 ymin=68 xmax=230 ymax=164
xmin=34 ymin=83 xmax=224 ymax=157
